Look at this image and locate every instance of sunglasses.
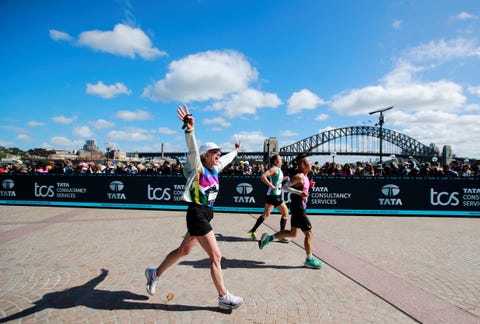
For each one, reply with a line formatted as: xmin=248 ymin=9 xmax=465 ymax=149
xmin=208 ymin=149 xmax=222 ymax=155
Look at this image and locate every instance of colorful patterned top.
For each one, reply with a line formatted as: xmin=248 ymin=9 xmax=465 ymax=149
xmin=181 ymin=130 xmax=237 ymax=204
xmin=190 ymin=166 xmax=219 ymax=207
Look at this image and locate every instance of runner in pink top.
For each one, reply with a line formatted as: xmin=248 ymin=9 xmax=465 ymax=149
xmin=258 ymin=153 xmax=324 ymax=269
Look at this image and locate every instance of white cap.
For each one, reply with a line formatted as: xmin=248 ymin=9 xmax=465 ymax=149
xmin=199 ymin=142 xmax=222 ymax=155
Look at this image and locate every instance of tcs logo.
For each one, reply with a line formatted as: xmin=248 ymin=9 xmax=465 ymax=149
xmin=430 ymin=188 xmax=459 ymax=206
xmin=35 ymin=182 xmax=55 ymax=197
xmin=147 ymin=184 xmax=171 ymax=201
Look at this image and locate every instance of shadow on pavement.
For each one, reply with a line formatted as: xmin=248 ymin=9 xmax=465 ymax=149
xmin=180 ymin=257 xmax=304 ymax=270
xmin=215 ymin=233 xmax=254 ymax=242
xmin=0 ymin=269 xmax=226 ymax=323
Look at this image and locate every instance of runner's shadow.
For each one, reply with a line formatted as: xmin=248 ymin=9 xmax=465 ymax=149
xmin=180 ymin=257 xmax=304 ymax=269
xmin=0 ymin=269 xmax=226 ymax=323
xmin=215 ymin=233 xmax=253 ymax=242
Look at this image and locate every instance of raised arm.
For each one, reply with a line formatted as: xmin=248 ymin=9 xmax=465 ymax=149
xmin=177 ymin=104 xmax=194 ymax=132
xmin=217 ymin=141 xmax=241 ymax=172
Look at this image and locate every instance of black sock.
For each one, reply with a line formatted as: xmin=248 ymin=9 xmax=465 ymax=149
xmin=251 ymin=217 xmax=265 ymax=232
xmin=280 ymin=217 xmax=287 ymax=231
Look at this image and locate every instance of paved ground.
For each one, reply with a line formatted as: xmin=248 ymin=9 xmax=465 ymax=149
xmin=0 ymin=205 xmax=479 ymax=323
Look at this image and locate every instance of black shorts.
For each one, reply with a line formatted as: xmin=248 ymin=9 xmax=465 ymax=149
xmin=186 ymin=203 xmax=214 ymax=236
xmin=265 ymin=195 xmax=284 ymax=207
xmin=290 ymin=207 xmax=312 ymax=232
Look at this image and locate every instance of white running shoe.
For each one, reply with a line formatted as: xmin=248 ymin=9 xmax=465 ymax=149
xmin=145 ymin=267 xmax=159 ymax=295
xmin=218 ymin=291 xmax=244 ymax=309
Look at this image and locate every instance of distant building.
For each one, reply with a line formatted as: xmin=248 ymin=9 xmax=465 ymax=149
xmin=112 ymin=150 xmax=126 ymax=161
xmin=75 ymin=140 xmax=103 ymax=160
xmin=1 ymin=154 xmax=22 ymax=164
xmin=77 ymin=150 xmax=103 ymax=160
xmin=47 ymin=150 xmax=78 ymax=161
xmin=263 ymin=137 xmax=279 ymax=156
xmin=83 ymin=140 xmax=100 ymax=152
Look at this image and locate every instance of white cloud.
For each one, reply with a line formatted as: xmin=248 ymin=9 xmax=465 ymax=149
xmin=329 ymin=34 xmax=480 ymax=158
xmin=206 ymin=88 xmax=281 ymax=118
xmin=52 ymin=115 xmax=77 ymax=124
xmin=158 ymin=127 xmax=177 ymax=135
xmin=203 ymin=117 xmax=231 ymax=128
xmin=49 ymin=29 xmax=73 ymax=42
xmin=392 ymin=19 xmax=402 ymax=30
xmin=115 ymin=109 xmax=152 ymax=121
xmin=73 ymin=126 xmax=95 ymax=139
xmin=0 ymin=125 xmax=28 ymax=133
xmin=86 ymin=81 xmax=131 ymax=99
xmin=48 ymin=136 xmax=84 ymax=150
xmin=468 ymin=86 xmax=480 ymax=96
xmin=230 ymin=130 xmax=266 ymax=151
xmin=287 ymin=89 xmax=325 ymax=115
xmin=106 ymin=128 xmax=154 ymax=142
xmin=142 ymin=50 xmax=259 ymax=102
xmin=89 ymin=119 xmax=115 ymax=130
xmin=16 ymin=134 xmax=33 ymax=141
xmin=27 ymin=120 xmax=45 ymax=127
xmin=455 ymin=12 xmax=477 ymax=20
xmin=465 ymin=103 xmax=480 ymax=112
xmin=381 ymin=61 xmax=422 ymax=86
xmin=404 ymin=38 xmax=480 ymax=64
xmin=281 ymin=130 xmax=298 ymax=137
xmin=331 ymin=62 xmax=466 ymax=115
xmin=397 ymin=111 xmax=480 ymax=157
xmin=315 ymin=113 xmax=329 ymax=121
xmin=77 ymin=23 xmax=166 ymax=59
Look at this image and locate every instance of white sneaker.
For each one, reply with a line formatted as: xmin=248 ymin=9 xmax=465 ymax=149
xmin=218 ymin=291 xmax=244 ymax=309
xmin=145 ymin=267 xmax=159 ymax=295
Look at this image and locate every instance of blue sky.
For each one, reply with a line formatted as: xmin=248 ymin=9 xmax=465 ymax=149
xmin=1 ymin=0 xmax=479 ymax=159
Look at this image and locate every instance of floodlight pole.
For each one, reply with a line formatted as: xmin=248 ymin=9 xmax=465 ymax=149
xmin=369 ymin=106 xmax=394 ymax=163
xmin=104 ymin=142 xmax=113 ymax=164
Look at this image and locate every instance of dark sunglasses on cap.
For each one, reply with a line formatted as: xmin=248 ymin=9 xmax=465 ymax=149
xmin=208 ymin=149 xmax=221 ymax=155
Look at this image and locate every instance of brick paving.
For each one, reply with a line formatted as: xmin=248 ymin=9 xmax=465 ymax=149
xmin=0 ymin=205 xmax=479 ymax=323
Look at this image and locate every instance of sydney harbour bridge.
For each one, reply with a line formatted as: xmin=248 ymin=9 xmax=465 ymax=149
xmin=137 ymin=125 xmax=458 ymax=165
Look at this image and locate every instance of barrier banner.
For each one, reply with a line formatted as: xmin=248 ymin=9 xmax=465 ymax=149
xmin=0 ymin=174 xmax=479 ymax=217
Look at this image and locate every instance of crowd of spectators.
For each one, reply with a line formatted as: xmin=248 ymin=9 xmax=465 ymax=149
xmin=0 ymin=156 xmax=478 ymax=177
xmin=306 ymin=159 xmax=479 ymax=177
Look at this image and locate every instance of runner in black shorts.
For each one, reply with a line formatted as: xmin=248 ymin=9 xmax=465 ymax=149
xmin=248 ymin=154 xmax=290 ymax=242
xmin=186 ymin=203 xmax=214 ymax=236
xmin=265 ymin=195 xmax=283 ymax=207
xmin=258 ymin=153 xmax=323 ymax=269
xmin=145 ymin=105 xmax=244 ymax=310
xmin=290 ymin=205 xmax=312 ymax=232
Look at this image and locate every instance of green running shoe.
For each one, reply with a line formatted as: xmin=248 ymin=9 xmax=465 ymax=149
xmin=247 ymin=230 xmax=257 ymax=240
xmin=258 ymin=233 xmax=273 ymax=249
xmin=304 ymin=257 xmax=323 ymax=269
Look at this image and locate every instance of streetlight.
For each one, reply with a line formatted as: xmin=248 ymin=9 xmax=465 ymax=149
xmin=331 ymin=151 xmax=336 ymax=164
xmin=369 ymin=106 xmax=394 ymax=163
xmin=104 ymin=142 xmax=113 ymax=163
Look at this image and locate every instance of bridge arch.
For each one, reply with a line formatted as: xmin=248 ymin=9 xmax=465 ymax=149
xmin=279 ymin=126 xmax=436 ymax=161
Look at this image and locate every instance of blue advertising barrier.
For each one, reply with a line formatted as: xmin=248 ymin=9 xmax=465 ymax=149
xmin=0 ymin=174 xmax=479 ymax=217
